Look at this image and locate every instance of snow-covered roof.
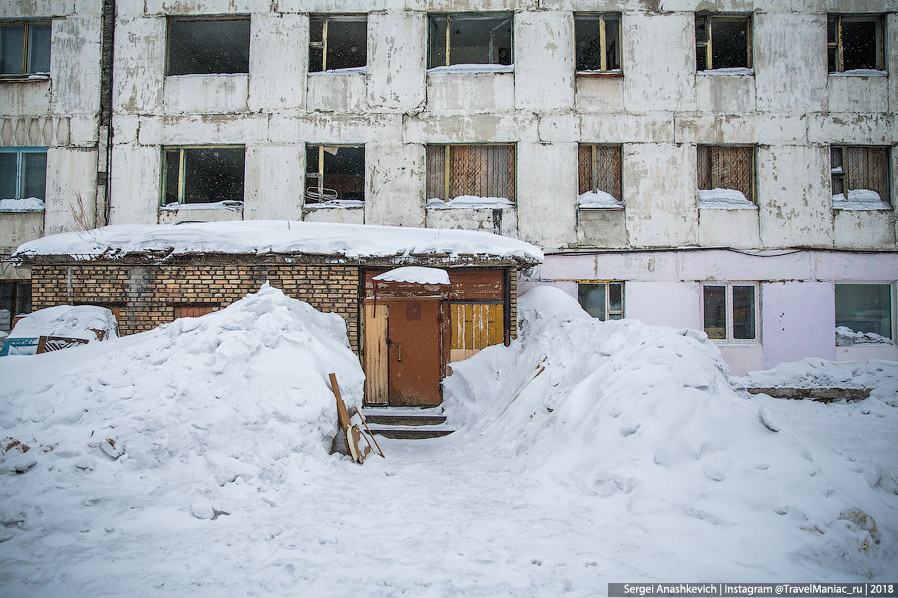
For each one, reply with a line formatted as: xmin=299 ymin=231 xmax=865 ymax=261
xmin=13 ymin=221 xmax=543 ymax=266
xmin=372 ymin=267 xmax=450 ymax=285
xmin=7 ymin=305 xmax=119 ymax=342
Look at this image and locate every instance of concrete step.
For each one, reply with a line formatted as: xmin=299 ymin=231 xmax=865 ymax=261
xmin=363 ymin=414 xmax=447 ymax=426
xmin=365 ymin=427 xmax=454 ymax=440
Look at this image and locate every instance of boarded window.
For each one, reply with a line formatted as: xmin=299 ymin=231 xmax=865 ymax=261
xmin=1 ymin=147 xmax=47 ymax=201
xmin=703 ymin=283 xmax=757 ymax=342
xmin=305 ymin=145 xmax=365 ymax=204
xmin=574 ymin=14 xmax=620 ymax=73
xmin=0 ymin=282 xmax=31 ymax=332
xmin=835 ymin=284 xmax=892 ymax=339
xmin=162 ymin=146 xmax=245 ymax=205
xmin=173 ymin=304 xmax=219 ymax=319
xmin=828 ymin=15 xmax=884 ymax=72
xmin=830 ymin=146 xmax=890 ymax=205
xmin=578 ymin=144 xmax=622 ymax=201
xmin=426 ymin=145 xmax=515 ymax=202
xmin=167 ymin=18 xmax=250 ymax=75
xmin=697 ymin=145 xmax=755 ymax=203
xmin=578 ymin=282 xmax=624 ymax=321
xmin=428 ymin=13 xmax=513 ymax=68
xmin=1 ymin=21 xmax=51 ymax=75
xmin=450 ymin=303 xmax=504 ymax=362
xmin=309 ymin=15 xmax=367 ymax=72
xmin=695 ymin=15 xmax=751 ymax=71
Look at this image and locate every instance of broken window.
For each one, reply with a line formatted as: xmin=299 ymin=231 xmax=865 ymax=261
xmin=428 ymin=13 xmax=513 ymax=68
xmin=162 ymin=146 xmax=245 ymax=205
xmin=0 ymin=281 xmax=32 ymax=333
xmin=578 ymin=144 xmax=623 ymax=208
xmin=831 ymin=146 xmax=890 ymax=208
xmin=426 ymin=145 xmax=516 ymax=205
xmin=578 ymin=282 xmax=624 ymax=321
xmin=574 ymin=14 xmax=620 ymax=73
xmin=828 ymin=15 xmax=884 ymax=73
xmin=309 ymin=15 xmax=367 ymax=72
xmin=695 ymin=15 xmax=751 ymax=71
xmin=1 ymin=147 xmax=47 ymax=203
xmin=167 ymin=17 xmax=250 ymax=75
xmin=0 ymin=21 xmax=51 ymax=76
xmin=835 ymin=284 xmax=892 ymax=340
xmin=703 ymin=283 xmax=757 ymax=342
xmin=305 ymin=145 xmax=365 ymax=205
xmin=697 ymin=145 xmax=755 ymax=206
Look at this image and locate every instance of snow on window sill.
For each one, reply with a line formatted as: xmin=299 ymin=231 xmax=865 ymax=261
xmin=0 ymin=198 xmax=46 ymax=212
xmin=304 ymin=200 xmax=365 ymax=209
xmin=697 ymin=189 xmax=757 ymax=210
xmin=832 ymin=190 xmax=891 ymax=211
xmin=308 ymin=67 xmax=367 ymax=76
xmin=578 ymin=190 xmax=624 ymax=209
xmin=576 ymin=70 xmax=623 ymax=78
xmin=427 ymin=64 xmax=514 ymax=75
xmin=829 ymin=69 xmax=887 ymax=77
xmin=836 ymin=326 xmax=894 ymax=347
xmin=697 ymin=67 xmax=754 ymax=76
xmin=160 ymin=201 xmax=243 ymax=211
xmin=427 ymin=196 xmax=515 ymax=209
xmin=0 ymin=73 xmax=51 ymax=82
xmin=165 ymin=73 xmax=249 ymax=78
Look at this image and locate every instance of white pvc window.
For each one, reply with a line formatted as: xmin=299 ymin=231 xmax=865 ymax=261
xmin=703 ymin=283 xmax=757 ymax=342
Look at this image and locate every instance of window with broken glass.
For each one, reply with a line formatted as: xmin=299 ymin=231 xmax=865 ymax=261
xmin=0 ymin=21 xmax=51 ymax=76
xmin=827 ymin=15 xmax=885 ymax=73
xmin=305 ymin=145 xmax=365 ymax=205
xmin=578 ymin=282 xmax=624 ymax=321
xmin=695 ymin=15 xmax=751 ymax=71
xmin=703 ymin=283 xmax=757 ymax=342
xmin=167 ymin=17 xmax=250 ymax=75
xmin=427 ymin=13 xmax=513 ymax=68
xmin=1 ymin=281 xmax=32 ymax=333
xmin=831 ymin=146 xmax=890 ymax=208
xmin=835 ymin=284 xmax=893 ymax=341
xmin=574 ymin=14 xmax=620 ymax=74
xmin=1 ymin=147 xmax=47 ymax=203
xmin=426 ymin=145 xmax=516 ymax=205
xmin=578 ymin=144 xmax=622 ymax=208
xmin=697 ymin=145 xmax=755 ymax=206
xmin=309 ymin=15 xmax=367 ymax=72
xmin=162 ymin=146 xmax=245 ymax=206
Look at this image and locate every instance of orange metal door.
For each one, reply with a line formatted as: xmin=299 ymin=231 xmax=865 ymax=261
xmin=387 ymin=299 xmax=442 ymax=407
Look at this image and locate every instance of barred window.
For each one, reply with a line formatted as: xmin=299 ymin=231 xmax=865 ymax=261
xmin=831 ymin=146 xmax=890 ymax=209
xmin=578 ymin=144 xmax=622 ymax=208
xmin=426 ymin=145 xmax=515 ymax=205
xmin=697 ymin=145 xmax=755 ymax=206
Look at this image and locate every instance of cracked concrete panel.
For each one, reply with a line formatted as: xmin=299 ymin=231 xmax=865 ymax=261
xmin=164 ymin=75 xmax=250 ymax=115
xmin=807 ymin=113 xmax=897 ymax=145
xmin=404 ymin=113 xmax=538 ymax=143
xmin=108 ymin=144 xmax=161 ymax=225
xmin=143 ymin=0 xmax=270 ymax=15
xmin=514 ymin=11 xmax=574 ymax=112
xmin=698 ymin=207 xmax=760 ymax=248
xmin=244 ymin=144 xmax=304 ymax=221
xmin=758 ymin=144 xmax=832 ymax=248
xmin=0 ymin=83 xmax=51 ymax=118
xmin=307 ymin=73 xmax=367 ymax=113
xmin=694 ymin=73 xmax=756 ymax=114
xmin=269 ymin=114 xmax=401 ymax=144
xmin=426 ymin=207 xmax=519 ymax=238
xmin=827 ymin=75 xmax=889 ymax=114
xmin=576 ymin=77 xmax=624 ymax=113
xmin=0 ymin=212 xmax=44 ymax=254
xmin=44 ymin=147 xmax=98 ymax=235
xmin=137 ymin=114 xmax=269 ymax=145
xmin=834 ymin=209 xmax=896 ymax=249
xmin=675 ymin=114 xmax=806 ymax=145
xmin=625 ymin=143 xmax=697 ymax=248
xmin=538 ymin=114 xmax=579 ymax=144
xmin=516 ymin=142 xmax=577 ymax=250
xmin=0 ymin=0 xmax=75 ymax=18
xmin=249 ymin=13 xmax=306 ymax=112
xmin=426 ymin=72 xmax=515 ymax=113
xmin=622 ymin=12 xmax=695 ymax=113
xmin=49 ymin=16 xmax=102 ymax=115
xmin=755 ymin=12 xmax=827 ymax=114
xmin=580 ymin=112 xmax=673 ymax=143
xmin=367 ymin=11 xmax=426 ymax=111
xmin=577 ymin=208 xmax=628 ymax=249
xmin=365 ymin=142 xmax=426 ymax=227
xmin=113 ymin=17 xmax=166 ymax=114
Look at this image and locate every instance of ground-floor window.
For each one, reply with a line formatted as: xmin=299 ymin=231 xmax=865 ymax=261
xmin=578 ymin=281 xmax=623 ymax=321
xmin=703 ymin=283 xmax=757 ymax=342
xmin=835 ymin=283 xmax=892 ymax=341
xmin=0 ymin=281 xmax=32 ymax=332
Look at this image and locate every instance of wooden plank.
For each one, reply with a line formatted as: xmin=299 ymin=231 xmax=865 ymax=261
xmin=578 ymin=145 xmax=592 ymax=194
xmin=426 ymin=145 xmax=444 ymax=200
xmin=363 ymin=302 xmax=389 ymax=404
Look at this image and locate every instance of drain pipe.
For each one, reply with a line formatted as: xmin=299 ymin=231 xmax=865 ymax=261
xmin=97 ymin=0 xmax=115 ymax=226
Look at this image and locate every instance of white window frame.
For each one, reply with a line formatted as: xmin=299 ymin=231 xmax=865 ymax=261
xmin=701 ymin=282 xmax=759 ymax=344
xmin=577 ymin=281 xmax=624 ymax=321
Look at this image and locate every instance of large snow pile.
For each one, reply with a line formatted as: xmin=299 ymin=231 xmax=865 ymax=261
xmin=6 ymin=305 xmax=119 ymax=342
xmin=444 ymin=286 xmax=897 ymax=579
xmin=1 ymin=284 xmax=363 ymax=535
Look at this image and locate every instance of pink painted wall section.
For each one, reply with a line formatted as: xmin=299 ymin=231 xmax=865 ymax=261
xmin=718 ymin=345 xmax=764 ymax=376
xmin=761 ymin=281 xmax=836 ymax=368
xmin=625 ymin=281 xmax=701 ymax=329
xmin=836 ymin=345 xmax=898 ymax=364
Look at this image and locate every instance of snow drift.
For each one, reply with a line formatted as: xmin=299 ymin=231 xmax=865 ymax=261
xmin=444 ymin=286 xmax=897 ymax=579
xmin=5 ymin=305 xmax=119 ymax=342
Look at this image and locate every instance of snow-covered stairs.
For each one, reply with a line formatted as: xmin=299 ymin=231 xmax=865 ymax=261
xmin=361 ymin=407 xmax=454 ymax=440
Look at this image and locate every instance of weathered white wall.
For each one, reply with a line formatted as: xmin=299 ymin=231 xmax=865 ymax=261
xmin=244 ymin=144 xmax=304 ymax=221
xmin=366 ymin=11 xmax=425 ymax=111
xmin=514 ymin=11 xmax=574 ymax=111
xmin=516 ymin=142 xmax=577 ymax=249
xmin=365 ymin=142 xmax=426 ymax=227
xmin=0 ymin=213 xmax=44 ymax=254
xmin=249 ymin=13 xmax=307 ymax=112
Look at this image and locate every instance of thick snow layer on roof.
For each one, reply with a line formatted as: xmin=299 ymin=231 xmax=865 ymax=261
xmin=0 ymin=197 xmax=45 ymax=211
xmin=373 ymin=266 xmax=450 ymax=285
xmin=7 ymin=305 xmax=119 ymax=341
xmin=426 ymin=195 xmax=515 ymax=209
xmin=833 ymin=189 xmax=891 ymax=211
xmin=578 ymin=190 xmax=623 ymax=209
xmin=14 ymin=220 xmax=543 ymax=264
xmin=698 ymin=188 xmax=758 ymax=209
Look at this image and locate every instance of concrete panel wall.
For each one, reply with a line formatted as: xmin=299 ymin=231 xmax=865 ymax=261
xmin=244 ymin=144 xmax=304 ymax=221
xmin=0 ymin=213 xmax=44 ymax=254
xmin=364 ymin=142 xmax=426 ymax=227
xmin=514 ymin=11 xmax=574 ymax=111
xmin=249 ymin=12 xmax=307 ymax=112
xmin=108 ymin=144 xmax=160 ymax=224
xmin=113 ymin=17 xmax=165 ymax=114
xmin=516 ymin=142 xmax=577 ymax=250
xmin=163 ymin=75 xmax=250 ymax=114
xmin=761 ymin=281 xmax=836 ymax=368
xmin=50 ymin=16 xmax=102 ymax=114
xmin=754 ymin=13 xmax=827 ymax=113
xmin=43 ymin=147 xmax=98 ymax=235
xmin=367 ymin=11 xmax=426 ymax=111
xmin=622 ymin=12 xmax=695 ymax=113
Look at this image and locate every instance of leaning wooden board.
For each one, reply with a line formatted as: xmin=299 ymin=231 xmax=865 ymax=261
xmin=329 ymin=373 xmax=370 ymax=463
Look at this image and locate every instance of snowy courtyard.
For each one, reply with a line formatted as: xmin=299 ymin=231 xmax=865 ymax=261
xmin=1 ymin=286 xmax=896 ymax=597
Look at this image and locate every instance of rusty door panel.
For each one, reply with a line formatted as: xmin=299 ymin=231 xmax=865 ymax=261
xmin=387 ymin=299 xmax=442 ymax=407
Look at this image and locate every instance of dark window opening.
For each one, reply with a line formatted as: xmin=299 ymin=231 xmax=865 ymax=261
xmin=309 ymin=15 xmax=367 ymax=72
xmin=1 ymin=282 xmax=32 ymax=332
xmin=305 ymin=145 xmax=365 ymax=204
xmin=162 ymin=146 xmax=245 ymax=205
xmin=695 ymin=15 xmax=751 ymax=71
xmin=1 ymin=148 xmax=47 ymax=201
xmin=426 ymin=144 xmax=516 ymax=203
xmin=1 ymin=21 xmax=51 ymax=75
xmin=167 ymin=18 xmax=250 ymax=75
xmin=836 ymin=284 xmax=892 ymax=339
xmin=578 ymin=282 xmax=624 ymax=321
xmin=575 ymin=14 xmax=620 ymax=72
xmin=828 ymin=15 xmax=884 ymax=72
xmin=830 ymin=146 xmax=890 ymax=205
xmin=428 ymin=13 xmax=513 ymax=68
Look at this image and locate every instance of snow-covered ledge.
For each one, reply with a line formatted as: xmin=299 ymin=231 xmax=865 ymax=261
xmin=158 ymin=201 xmax=244 ymax=225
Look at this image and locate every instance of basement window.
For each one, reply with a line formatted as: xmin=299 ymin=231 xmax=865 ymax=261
xmin=167 ymin=17 xmax=250 ymax=75
xmin=426 ymin=144 xmax=516 ymax=207
xmin=578 ymin=144 xmax=623 ymax=209
xmin=0 ymin=281 xmax=32 ymax=333
xmin=574 ymin=14 xmax=620 ymax=74
xmin=835 ymin=284 xmax=893 ymax=342
xmin=0 ymin=21 xmax=51 ymax=76
xmin=697 ymin=145 xmax=756 ymax=208
xmin=0 ymin=147 xmax=47 ymax=206
xmin=305 ymin=145 xmax=365 ymax=206
xmin=828 ymin=15 xmax=885 ymax=73
xmin=831 ymin=146 xmax=891 ymax=210
xmin=428 ymin=13 xmax=513 ymax=69
xmin=309 ymin=15 xmax=367 ymax=72
xmin=703 ymin=283 xmax=757 ymax=342
xmin=578 ymin=282 xmax=624 ymax=321
xmin=162 ymin=146 xmax=245 ymax=206
xmin=695 ymin=14 xmax=752 ymax=72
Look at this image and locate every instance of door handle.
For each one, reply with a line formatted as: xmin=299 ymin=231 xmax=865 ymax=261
xmin=395 ymin=342 xmax=402 ymax=362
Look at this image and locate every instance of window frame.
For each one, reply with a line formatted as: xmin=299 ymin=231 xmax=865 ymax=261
xmin=702 ymin=282 xmax=759 ymax=344
xmin=425 ymin=143 xmax=517 ymax=204
xmin=696 ymin=144 xmax=757 ymax=205
xmin=0 ymin=146 xmax=48 ymax=203
xmin=0 ymin=281 xmax=32 ymax=333
xmin=695 ymin=14 xmax=753 ymax=72
xmin=0 ymin=20 xmax=51 ymax=77
xmin=308 ymin=14 xmax=367 ymax=72
xmin=577 ymin=143 xmax=623 ymax=207
xmin=427 ymin=13 xmax=514 ymax=69
xmin=304 ymin=144 xmax=366 ymax=205
xmin=574 ymin=13 xmax=622 ymax=76
xmin=577 ymin=281 xmax=625 ymax=321
xmin=830 ymin=145 xmax=891 ymax=206
xmin=827 ymin=14 xmax=885 ymax=73
xmin=165 ymin=16 xmax=251 ymax=76
xmin=834 ymin=282 xmax=894 ymax=341
xmin=160 ymin=145 xmax=246 ymax=207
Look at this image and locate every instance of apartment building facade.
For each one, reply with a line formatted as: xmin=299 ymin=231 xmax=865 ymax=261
xmin=2 ymin=0 xmax=897 ymax=374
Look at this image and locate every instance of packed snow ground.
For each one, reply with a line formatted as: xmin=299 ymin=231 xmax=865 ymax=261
xmin=1 ymin=286 xmax=896 ymax=597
